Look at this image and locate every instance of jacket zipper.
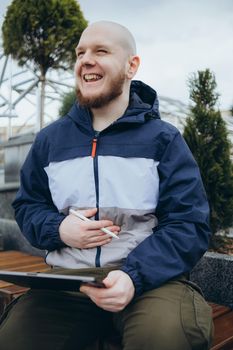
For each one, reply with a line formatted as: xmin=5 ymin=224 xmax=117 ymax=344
xmin=92 ymin=134 xmax=101 ymax=267
xmin=91 ymin=138 xmax=97 ymax=158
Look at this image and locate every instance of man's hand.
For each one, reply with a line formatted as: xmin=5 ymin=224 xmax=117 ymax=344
xmin=59 ymin=208 xmax=120 ymax=248
xmin=80 ymin=270 xmax=135 ymax=312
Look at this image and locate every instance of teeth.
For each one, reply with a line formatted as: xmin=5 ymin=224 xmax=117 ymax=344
xmin=84 ymin=74 xmax=102 ymax=82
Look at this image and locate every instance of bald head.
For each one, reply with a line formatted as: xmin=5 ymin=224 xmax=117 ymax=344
xmin=75 ymin=20 xmax=140 ymax=110
xmin=79 ymin=21 xmax=137 ymax=56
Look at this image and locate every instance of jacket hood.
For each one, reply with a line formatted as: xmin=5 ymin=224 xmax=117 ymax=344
xmin=67 ymin=80 xmax=160 ymax=128
xmin=128 ymin=80 xmax=160 ymax=118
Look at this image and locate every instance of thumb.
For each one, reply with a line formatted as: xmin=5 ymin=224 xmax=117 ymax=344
xmin=77 ymin=208 xmax=98 ymax=219
xmin=102 ymin=270 xmax=118 ymax=288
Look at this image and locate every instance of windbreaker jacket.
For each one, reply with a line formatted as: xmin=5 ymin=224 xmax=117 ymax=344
xmin=12 ymin=80 xmax=211 ymax=296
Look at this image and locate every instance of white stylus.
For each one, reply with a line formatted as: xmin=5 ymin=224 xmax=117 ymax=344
xmin=69 ymin=208 xmax=119 ymax=239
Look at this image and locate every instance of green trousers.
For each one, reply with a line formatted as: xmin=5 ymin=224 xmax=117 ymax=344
xmin=0 ymin=267 xmax=213 ymax=350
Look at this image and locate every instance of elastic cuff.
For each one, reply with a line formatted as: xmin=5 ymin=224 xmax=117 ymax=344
xmin=44 ymin=213 xmax=67 ymax=250
xmin=121 ymin=266 xmax=144 ymax=297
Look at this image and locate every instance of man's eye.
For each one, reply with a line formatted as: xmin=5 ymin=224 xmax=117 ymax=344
xmin=97 ymin=49 xmax=107 ymax=54
xmin=77 ymin=52 xmax=84 ymax=58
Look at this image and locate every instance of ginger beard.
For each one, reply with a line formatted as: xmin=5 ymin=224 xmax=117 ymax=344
xmin=76 ymin=71 xmax=126 ymax=109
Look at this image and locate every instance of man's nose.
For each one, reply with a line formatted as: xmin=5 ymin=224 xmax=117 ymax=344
xmin=80 ymin=51 xmax=95 ymax=66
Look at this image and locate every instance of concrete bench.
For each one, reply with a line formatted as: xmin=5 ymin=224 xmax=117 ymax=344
xmin=191 ymin=252 xmax=233 ymax=349
xmin=0 ymin=218 xmax=45 ymax=257
xmin=191 ymin=252 xmax=233 ymax=309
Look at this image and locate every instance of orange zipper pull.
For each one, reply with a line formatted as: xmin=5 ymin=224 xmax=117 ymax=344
xmin=91 ymin=138 xmax=97 ymax=158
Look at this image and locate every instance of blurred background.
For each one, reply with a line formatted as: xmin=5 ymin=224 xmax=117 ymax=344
xmin=0 ymin=0 xmax=232 ymax=252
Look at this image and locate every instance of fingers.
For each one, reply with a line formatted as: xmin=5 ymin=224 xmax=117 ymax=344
xmin=79 ymin=224 xmax=120 ymax=236
xmin=85 ymin=238 xmax=111 ymax=248
xmin=80 ymin=285 xmax=124 ymax=312
xmin=85 ymin=219 xmax=116 ymax=230
xmin=71 ymin=208 xmax=120 ymax=233
xmin=79 ymin=221 xmax=121 ymax=237
xmin=105 ymin=225 xmax=120 ymax=232
xmin=64 ymin=208 xmax=121 ymax=248
xmin=75 ymin=228 xmax=114 ymax=248
xmin=83 ymin=229 xmax=119 ymax=248
xmin=85 ymin=231 xmax=111 ymax=240
xmin=100 ymin=225 xmax=120 ymax=236
xmin=80 ymin=271 xmax=135 ymax=312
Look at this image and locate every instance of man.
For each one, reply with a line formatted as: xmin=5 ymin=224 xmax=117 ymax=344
xmin=0 ymin=21 xmax=213 ymax=349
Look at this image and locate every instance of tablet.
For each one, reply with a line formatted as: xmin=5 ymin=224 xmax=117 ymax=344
xmin=0 ymin=270 xmax=105 ymax=291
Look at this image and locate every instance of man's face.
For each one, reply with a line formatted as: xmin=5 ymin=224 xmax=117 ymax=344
xmin=74 ymin=26 xmax=129 ymax=108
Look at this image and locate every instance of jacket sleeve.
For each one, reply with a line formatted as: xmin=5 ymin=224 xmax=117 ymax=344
xmin=121 ymin=131 xmax=211 ymax=296
xmin=12 ymin=134 xmax=67 ymax=251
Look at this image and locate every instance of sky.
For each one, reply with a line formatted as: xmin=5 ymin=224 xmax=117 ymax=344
xmin=77 ymin=0 xmax=233 ymax=110
xmin=0 ymin=0 xmax=233 ymax=113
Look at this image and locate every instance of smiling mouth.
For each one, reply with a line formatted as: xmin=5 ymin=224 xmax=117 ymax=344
xmin=83 ymin=74 xmax=103 ymax=82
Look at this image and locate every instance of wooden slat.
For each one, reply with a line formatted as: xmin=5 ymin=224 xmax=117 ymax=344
xmin=211 ymin=336 xmax=233 ymax=350
xmin=0 ymin=284 xmax=29 ymax=295
xmin=0 ymin=250 xmax=49 ymax=291
xmin=0 ymin=261 xmax=48 ymax=271
xmin=0 ymin=256 xmax=44 ymax=267
xmin=0 ymin=251 xmax=37 ymax=260
xmin=210 ymin=303 xmax=233 ymax=350
xmin=0 ymin=250 xmax=50 ymax=316
xmin=212 ymin=311 xmax=233 ymax=345
xmin=210 ymin=303 xmax=232 ymax=318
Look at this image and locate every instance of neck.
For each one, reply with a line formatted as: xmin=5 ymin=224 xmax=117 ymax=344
xmin=91 ymin=91 xmax=130 ymax=132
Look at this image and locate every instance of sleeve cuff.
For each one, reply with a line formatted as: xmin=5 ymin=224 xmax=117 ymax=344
xmin=121 ymin=265 xmax=144 ymax=297
xmin=44 ymin=213 xmax=68 ymax=250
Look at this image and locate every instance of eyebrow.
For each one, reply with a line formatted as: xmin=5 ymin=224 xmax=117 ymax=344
xmin=75 ymin=45 xmax=84 ymax=53
xmin=75 ymin=43 xmax=112 ymax=53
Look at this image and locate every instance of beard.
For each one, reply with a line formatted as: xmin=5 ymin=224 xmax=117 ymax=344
xmin=76 ymin=72 xmax=126 ymax=109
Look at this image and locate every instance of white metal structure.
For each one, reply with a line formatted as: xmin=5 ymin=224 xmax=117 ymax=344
xmin=0 ymin=47 xmax=232 ymax=148
xmin=0 ymin=47 xmax=74 ymax=138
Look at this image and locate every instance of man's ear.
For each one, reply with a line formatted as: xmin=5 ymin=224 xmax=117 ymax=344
xmin=126 ymin=55 xmax=140 ymax=79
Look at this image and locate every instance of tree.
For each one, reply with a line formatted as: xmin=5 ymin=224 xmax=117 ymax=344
xmin=2 ymin=0 xmax=87 ymax=128
xmin=59 ymin=89 xmax=76 ymax=116
xmin=183 ymin=69 xmax=233 ymax=241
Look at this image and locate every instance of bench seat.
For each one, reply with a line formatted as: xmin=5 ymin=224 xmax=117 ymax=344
xmin=0 ymin=250 xmax=49 ymax=314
